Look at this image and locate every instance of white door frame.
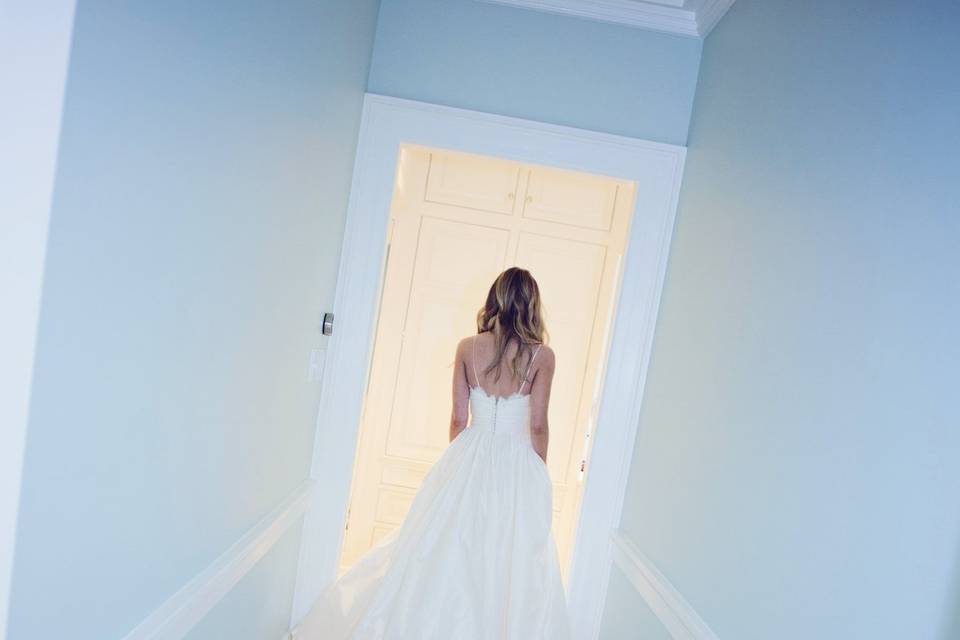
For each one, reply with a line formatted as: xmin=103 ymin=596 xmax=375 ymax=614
xmin=290 ymin=94 xmax=686 ymax=639
xmin=0 ymin=1 xmax=77 ymax=635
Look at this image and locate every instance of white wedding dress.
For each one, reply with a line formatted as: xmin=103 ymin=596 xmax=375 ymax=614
xmin=293 ymin=339 xmax=572 ymax=639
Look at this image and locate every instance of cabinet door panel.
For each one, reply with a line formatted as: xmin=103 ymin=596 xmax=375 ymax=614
xmin=523 ymin=167 xmax=620 ymax=231
xmin=425 ymin=151 xmax=521 ymax=214
xmin=385 ymin=217 xmax=510 ymax=460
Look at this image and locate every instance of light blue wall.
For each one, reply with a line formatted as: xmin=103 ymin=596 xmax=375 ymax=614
xmin=620 ymin=1 xmax=960 ymax=639
xmin=8 ymin=1 xmax=380 ymax=638
xmin=183 ymin=523 xmax=303 ymax=640
xmin=368 ymin=0 xmax=702 ymax=145
xmin=599 ymin=563 xmax=673 ymax=640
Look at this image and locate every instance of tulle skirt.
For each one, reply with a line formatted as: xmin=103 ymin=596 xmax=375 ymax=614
xmin=292 ymin=421 xmax=572 ymax=639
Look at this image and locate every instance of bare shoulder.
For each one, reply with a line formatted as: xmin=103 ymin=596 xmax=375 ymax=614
xmin=535 ymin=344 xmax=556 ymax=370
xmin=456 ymin=334 xmax=476 ymax=355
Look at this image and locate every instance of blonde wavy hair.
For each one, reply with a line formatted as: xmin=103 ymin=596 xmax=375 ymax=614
xmin=476 ymin=267 xmax=548 ymax=382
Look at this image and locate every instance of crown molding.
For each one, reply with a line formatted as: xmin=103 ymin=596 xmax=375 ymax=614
xmin=479 ymin=0 xmax=736 ymax=38
xmin=695 ymin=0 xmax=736 ymax=36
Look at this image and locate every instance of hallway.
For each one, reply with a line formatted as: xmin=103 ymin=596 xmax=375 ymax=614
xmin=3 ymin=1 xmax=958 ymax=639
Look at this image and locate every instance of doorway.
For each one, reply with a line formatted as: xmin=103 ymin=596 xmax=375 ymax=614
xmin=291 ymin=95 xmax=685 ymax=640
xmin=337 ymin=145 xmax=636 ymax=584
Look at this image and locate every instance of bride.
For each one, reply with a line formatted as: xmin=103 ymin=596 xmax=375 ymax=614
xmin=293 ymin=267 xmax=572 ymax=639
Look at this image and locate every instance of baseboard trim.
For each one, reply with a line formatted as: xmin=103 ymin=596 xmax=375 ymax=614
xmin=122 ymin=481 xmax=314 ymax=640
xmin=610 ymin=529 xmax=719 ymax=640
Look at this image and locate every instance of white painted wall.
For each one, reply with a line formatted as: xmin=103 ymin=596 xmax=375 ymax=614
xmin=6 ymin=2 xmax=381 ymax=638
xmin=616 ymin=1 xmax=960 ymax=638
xmin=368 ymin=0 xmax=702 ymax=146
xmin=0 ymin=1 xmax=76 ymax=636
xmin=600 ymin=564 xmax=672 ymax=640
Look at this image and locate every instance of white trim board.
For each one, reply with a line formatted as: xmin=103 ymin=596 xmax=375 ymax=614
xmin=0 ymin=1 xmax=77 ymax=635
xmin=289 ymin=94 xmax=686 ymax=640
xmin=479 ymin=0 xmax=736 ymax=38
xmin=121 ymin=481 xmax=314 ymax=640
xmin=610 ymin=530 xmax=719 ymax=640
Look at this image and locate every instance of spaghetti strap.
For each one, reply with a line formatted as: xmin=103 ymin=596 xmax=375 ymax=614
xmin=471 ymin=335 xmax=481 ymax=388
xmin=517 ymin=343 xmax=543 ymax=394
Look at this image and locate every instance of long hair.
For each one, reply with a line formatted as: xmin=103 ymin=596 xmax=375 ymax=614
xmin=476 ymin=267 xmax=548 ymax=382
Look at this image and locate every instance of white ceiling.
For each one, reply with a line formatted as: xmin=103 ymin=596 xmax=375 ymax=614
xmin=480 ymin=0 xmax=737 ymax=38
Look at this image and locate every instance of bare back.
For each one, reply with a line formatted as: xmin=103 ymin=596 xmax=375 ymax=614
xmin=469 ymin=332 xmax=541 ymax=398
xmin=449 ymin=332 xmax=556 ymax=453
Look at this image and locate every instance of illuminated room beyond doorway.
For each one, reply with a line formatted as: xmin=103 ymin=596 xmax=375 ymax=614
xmin=337 ymin=143 xmax=637 ymax=585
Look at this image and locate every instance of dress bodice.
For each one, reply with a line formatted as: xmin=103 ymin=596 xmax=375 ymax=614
xmin=468 ymin=386 xmax=532 ymax=441
xmin=468 ymin=334 xmax=543 ymax=445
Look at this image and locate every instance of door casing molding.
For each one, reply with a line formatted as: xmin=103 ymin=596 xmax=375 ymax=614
xmin=290 ymin=93 xmax=686 ymax=640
